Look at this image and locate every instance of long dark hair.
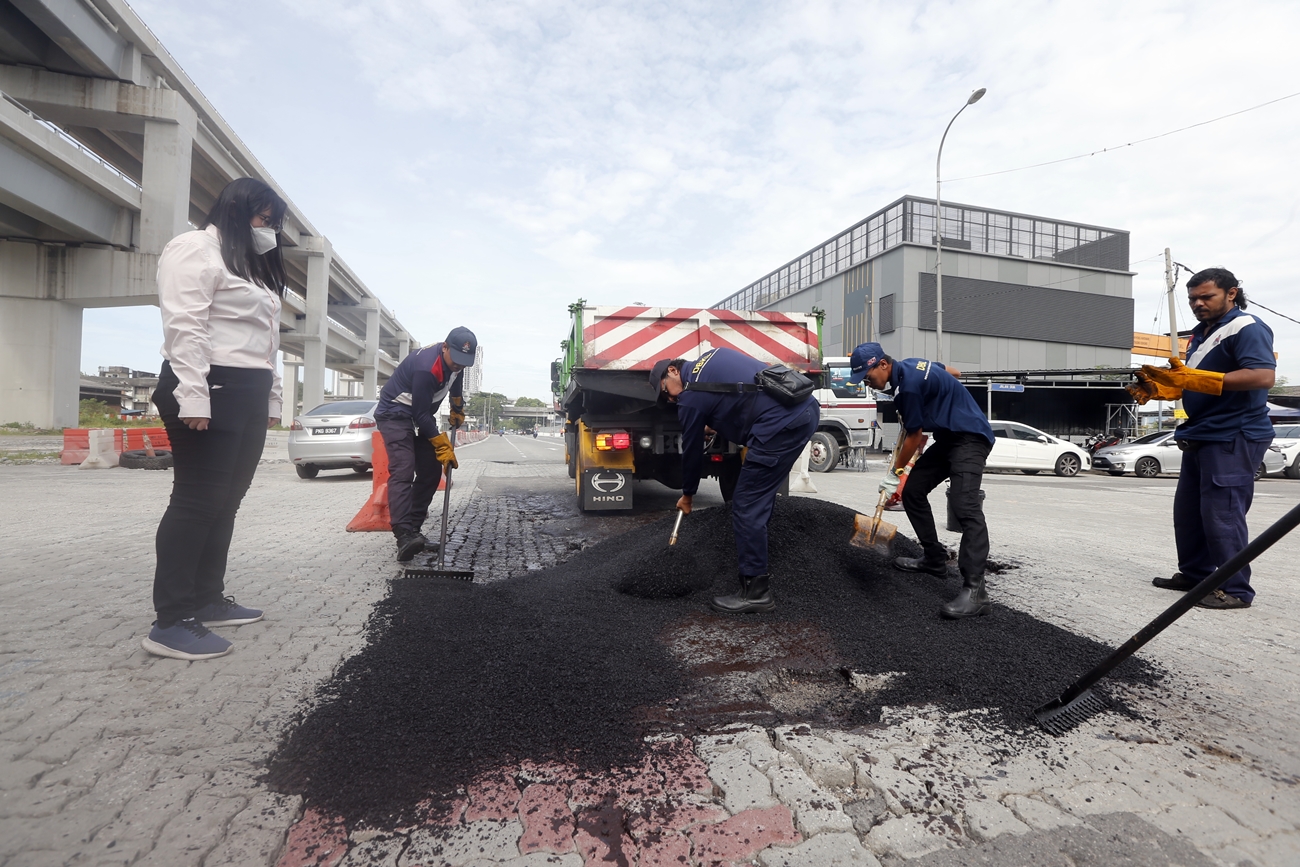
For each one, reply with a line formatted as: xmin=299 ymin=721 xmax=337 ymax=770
xmin=202 ymin=178 xmax=288 ymax=295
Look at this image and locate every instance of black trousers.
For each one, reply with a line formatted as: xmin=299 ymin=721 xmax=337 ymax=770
xmin=152 ymin=362 xmax=271 ymax=625
xmin=901 ymin=431 xmax=992 ymax=580
xmin=733 ymin=404 xmax=821 ymax=577
xmin=376 ymin=416 xmax=443 ymax=537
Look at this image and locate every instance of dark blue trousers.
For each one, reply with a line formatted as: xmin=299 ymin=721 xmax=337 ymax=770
xmin=377 ymin=416 xmax=443 ymax=537
xmin=733 ymin=405 xmax=820 ymax=577
xmin=1174 ymin=434 xmax=1269 ymax=602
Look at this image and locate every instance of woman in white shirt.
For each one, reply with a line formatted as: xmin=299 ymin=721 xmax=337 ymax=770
xmin=141 ymin=178 xmax=287 ymax=661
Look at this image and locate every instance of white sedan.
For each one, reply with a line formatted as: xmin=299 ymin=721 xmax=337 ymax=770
xmin=987 ymin=421 xmax=1091 ymax=477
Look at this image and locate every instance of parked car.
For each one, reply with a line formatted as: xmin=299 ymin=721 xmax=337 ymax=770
xmin=987 ymin=421 xmax=1091 ymax=477
xmin=1093 ymin=430 xmax=1286 ymax=479
xmin=1273 ymin=424 xmax=1300 ymax=479
xmin=287 ymin=400 xmax=379 ymax=479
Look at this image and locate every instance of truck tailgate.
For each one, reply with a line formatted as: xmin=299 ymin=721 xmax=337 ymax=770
xmin=580 ymin=306 xmax=820 ymax=370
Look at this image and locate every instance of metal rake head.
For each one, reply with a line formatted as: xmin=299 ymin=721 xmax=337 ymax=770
xmin=1033 ymin=688 xmax=1110 ymax=736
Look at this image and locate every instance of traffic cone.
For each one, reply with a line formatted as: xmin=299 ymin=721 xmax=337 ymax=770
xmin=346 ymin=431 xmax=391 ymax=532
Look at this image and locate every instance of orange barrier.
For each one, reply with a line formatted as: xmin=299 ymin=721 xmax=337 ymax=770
xmin=62 ymin=427 xmax=170 ymax=464
xmin=346 ymin=431 xmax=391 ymax=532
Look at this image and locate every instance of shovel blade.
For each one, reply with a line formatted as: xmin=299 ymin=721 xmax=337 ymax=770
xmin=851 ymin=512 xmax=897 ymax=552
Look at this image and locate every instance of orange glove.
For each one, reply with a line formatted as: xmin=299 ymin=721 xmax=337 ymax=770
xmin=1140 ymin=358 xmax=1224 ymax=396
xmin=1126 ymin=378 xmax=1183 ymax=405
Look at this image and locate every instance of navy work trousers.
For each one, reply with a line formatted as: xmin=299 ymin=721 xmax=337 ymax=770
xmin=152 ymin=362 xmax=271 ymax=625
xmin=1174 ymin=434 xmax=1269 ymax=603
xmin=377 ymin=416 xmax=443 ymax=537
xmin=733 ymin=404 xmax=821 ymax=577
xmin=901 ymin=431 xmax=992 ymax=580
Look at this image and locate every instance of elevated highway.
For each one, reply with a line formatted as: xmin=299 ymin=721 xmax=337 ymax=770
xmin=0 ymin=0 xmax=416 ymax=427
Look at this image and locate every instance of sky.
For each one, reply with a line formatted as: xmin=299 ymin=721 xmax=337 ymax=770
xmin=85 ymin=0 xmax=1300 ymax=401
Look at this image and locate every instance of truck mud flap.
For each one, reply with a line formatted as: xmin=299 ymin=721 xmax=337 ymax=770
xmin=582 ymin=469 xmax=633 ymax=510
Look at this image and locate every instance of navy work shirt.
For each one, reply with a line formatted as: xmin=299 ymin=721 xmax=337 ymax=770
xmin=888 ymin=358 xmax=995 ymax=445
xmin=1176 ymin=306 xmax=1275 ymax=442
xmin=676 ymin=347 xmax=818 ymax=496
xmin=375 ymin=342 xmax=463 ymax=439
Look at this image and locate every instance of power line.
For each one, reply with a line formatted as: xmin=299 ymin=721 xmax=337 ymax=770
xmin=1252 ymin=300 xmax=1300 ymax=327
xmin=948 ymin=90 xmax=1300 ymax=183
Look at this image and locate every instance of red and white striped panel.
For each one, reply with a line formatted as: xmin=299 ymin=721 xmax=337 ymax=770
xmin=582 ymin=306 xmax=819 ymax=370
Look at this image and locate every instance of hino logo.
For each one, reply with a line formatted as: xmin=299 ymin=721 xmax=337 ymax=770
xmin=590 ymin=472 xmax=626 ymax=494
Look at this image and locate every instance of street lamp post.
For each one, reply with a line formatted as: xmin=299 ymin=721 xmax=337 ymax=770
xmin=934 ymin=87 xmax=986 ymax=364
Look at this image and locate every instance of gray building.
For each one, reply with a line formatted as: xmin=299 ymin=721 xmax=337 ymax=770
xmin=717 ymin=196 xmax=1134 ymax=371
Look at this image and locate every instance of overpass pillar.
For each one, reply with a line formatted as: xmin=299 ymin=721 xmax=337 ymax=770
xmin=361 ymin=300 xmax=380 ymax=399
xmin=300 ymin=239 xmax=332 ymax=414
xmin=139 ymin=104 xmax=197 ymax=254
xmin=397 ymin=332 xmax=410 ymax=362
xmin=281 ymin=358 xmax=301 ymax=427
xmin=0 ymin=243 xmax=82 ymax=427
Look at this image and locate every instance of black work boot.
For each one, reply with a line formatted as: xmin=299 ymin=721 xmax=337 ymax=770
xmin=1152 ymin=572 xmax=1196 ymax=591
xmin=940 ymin=574 xmax=991 ymax=619
xmin=395 ymin=531 xmax=427 ymax=562
xmin=894 ymin=556 xmax=949 ymax=578
xmin=711 ymin=574 xmax=776 ymax=614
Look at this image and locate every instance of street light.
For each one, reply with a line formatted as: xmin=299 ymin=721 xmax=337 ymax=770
xmin=934 ymin=87 xmax=986 ymax=364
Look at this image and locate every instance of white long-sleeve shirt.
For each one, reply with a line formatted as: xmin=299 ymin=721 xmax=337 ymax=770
xmin=157 ymin=225 xmax=283 ymax=419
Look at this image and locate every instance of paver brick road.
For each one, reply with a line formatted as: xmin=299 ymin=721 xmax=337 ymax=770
xmin=1 ymin=435 xmax=1297 ymax=866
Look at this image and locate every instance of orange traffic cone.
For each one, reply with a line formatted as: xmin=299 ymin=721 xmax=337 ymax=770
xmin=346 ymin=431 xmax=391 ymax=532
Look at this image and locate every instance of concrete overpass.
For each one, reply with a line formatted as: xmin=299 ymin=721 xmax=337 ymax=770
xmin=0 ymin=0 xmax=416 ymax=428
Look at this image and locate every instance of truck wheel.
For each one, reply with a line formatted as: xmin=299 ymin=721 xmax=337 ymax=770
xmin=808 ymin=432 xmax=839 ymax=473
xmin=564 ymin=428 xmax=577 ymax=479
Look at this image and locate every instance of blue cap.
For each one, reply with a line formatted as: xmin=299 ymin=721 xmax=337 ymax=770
xmin=445 ymin=327 xmax=478 ymax=366
xmin=847 ymin=342 xmax=886 ymax=384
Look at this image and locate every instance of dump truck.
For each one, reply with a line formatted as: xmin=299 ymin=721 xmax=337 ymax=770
xmin=552 ymin=302 xmax=824 ymax=511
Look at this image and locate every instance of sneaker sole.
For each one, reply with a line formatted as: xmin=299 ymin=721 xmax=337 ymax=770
xmin=141 ymin=636 xmax=233 ymax=661
xmin=200 ymin=614 xmax=263 ymax=627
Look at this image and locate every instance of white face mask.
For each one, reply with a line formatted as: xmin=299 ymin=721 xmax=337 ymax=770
xmin=251 ymin=226 xmax=278 ymax=255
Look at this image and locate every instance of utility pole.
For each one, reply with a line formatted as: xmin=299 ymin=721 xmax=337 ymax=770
xmin=1164 ymin=248 xmax=1184 ymax=427
xmin=935 ymin=87 xmax=987 ymax=364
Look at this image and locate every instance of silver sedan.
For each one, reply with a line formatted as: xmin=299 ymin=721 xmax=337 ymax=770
xmin=1092 ymin=430 xmax=1285 ymax=479
xmin=287 ymin=400 xmax=379 ymax=479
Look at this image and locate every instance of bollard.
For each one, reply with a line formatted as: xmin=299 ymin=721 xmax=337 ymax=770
xmin=79 ymin=429 xmax=119 ymax=469
xmin=945 ymin=485 xmax=985 ymax=532
xmin=789 ymin=442 xmax=818 ymax=493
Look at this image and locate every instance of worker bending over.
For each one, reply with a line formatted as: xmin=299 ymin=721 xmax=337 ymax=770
xmin=1130 ymin=268 xmax=1275 ymax=610
xmin=652 ymin=348 xmax=819 ymax=614
xmin=374 ymin=327 xmax=477 ymax=561
xmin=848 ymin=342 xmax=996 ymax=619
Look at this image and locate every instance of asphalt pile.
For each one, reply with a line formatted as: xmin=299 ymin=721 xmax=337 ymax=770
xmin=267 ymin=497 xmax=1160 ymax=826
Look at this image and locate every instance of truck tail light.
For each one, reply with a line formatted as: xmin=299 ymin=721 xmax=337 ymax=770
xmin=595 ymin=431 xmax=631 ymax=450
xmin=711 ymin=454 xmax=724 ymax=462
xmin=349 ymin=417 xmax=377 ymax=429
xmin=290 ymin=419 xmax=303 ymax=431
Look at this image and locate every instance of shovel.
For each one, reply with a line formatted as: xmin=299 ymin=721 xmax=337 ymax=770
xmin=850 ymin=436 xmax=925 ymax=553
xmin=1033 ymin=499 xmax=1300 ymax=735
xmin=404 ymin=428 xmax=475 ymax=581
xmin=668 ymin=508 xmax=685 ymax=545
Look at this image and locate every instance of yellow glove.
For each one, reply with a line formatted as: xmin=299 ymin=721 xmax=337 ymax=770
xmin=1141 ymin=358 xmax=1224 ymax=396
xmin=430 ymin=432 xmax=458 ymax=469
xmin=1126 ymin=379 xmax=1183 ymax=406
xmin=449 ymin=396 xmax=465 ymax=428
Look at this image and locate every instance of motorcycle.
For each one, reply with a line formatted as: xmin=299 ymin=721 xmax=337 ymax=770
xmin=1084 ymin=432 xmax=1123 ymax=454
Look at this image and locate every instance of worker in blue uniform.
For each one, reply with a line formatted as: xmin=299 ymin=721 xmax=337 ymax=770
xmin=1130 ymin=268 xmax=1275 ymax=609
xmin=375 ymin=326 xmax=477 ymax=561
xmin=848 ymin=342 xmax=997 ymax=619
xmin=651 ymin=348 xmax=820 ymax=613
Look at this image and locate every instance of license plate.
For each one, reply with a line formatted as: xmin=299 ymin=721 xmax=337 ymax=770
xmin=314 ymin=427 xmax=341 ymax=435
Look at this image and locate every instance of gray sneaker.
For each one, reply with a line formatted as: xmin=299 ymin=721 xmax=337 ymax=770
xmin=193 ymin=596 xmax=263 ymax=627
xmin=142 ymin=619 xmax=233 ymax=660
